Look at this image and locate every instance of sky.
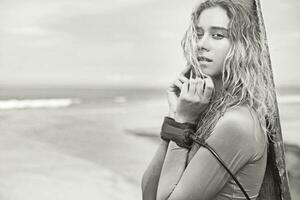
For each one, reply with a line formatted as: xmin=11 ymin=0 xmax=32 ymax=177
xmin=0 ymin=0 xmax=299 ymax=88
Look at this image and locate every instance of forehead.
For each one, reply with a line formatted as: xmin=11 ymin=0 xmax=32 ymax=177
xmin=196 ymin=6 xmax=230 ymax=29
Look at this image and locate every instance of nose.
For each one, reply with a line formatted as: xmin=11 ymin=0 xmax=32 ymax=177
xmin=197 ymin=34 xmax=210 ymax=52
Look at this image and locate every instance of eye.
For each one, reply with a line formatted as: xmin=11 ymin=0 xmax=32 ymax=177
xmin=212 ymin=33 xmax=225 ymax=39
xmin=197 ymin=33 xmax=204 ymax=39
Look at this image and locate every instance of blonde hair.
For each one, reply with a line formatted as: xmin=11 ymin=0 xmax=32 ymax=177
xmin=181 ymin=0 xmax=277 ymax=140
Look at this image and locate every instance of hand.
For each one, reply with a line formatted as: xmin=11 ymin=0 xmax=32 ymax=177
xmin=175 ymin=71 xmax=214 ymax=124
xmin=166 ymin=65 xmax=191 ymax=118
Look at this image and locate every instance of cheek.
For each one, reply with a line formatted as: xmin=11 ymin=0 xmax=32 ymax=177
xmin=216 ymin=43 xmax=231 ymax=63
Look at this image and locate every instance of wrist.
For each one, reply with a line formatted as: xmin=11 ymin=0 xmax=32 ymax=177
xmin=160 ymin=117 xmax=196 ymax=149
xmin=168 ymin=110 xmax=176 ymax=118
xmin=174 ymin=115 xmax=196 ymax=124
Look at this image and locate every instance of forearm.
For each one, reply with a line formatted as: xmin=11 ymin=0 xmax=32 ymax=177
xmin=156 ymin=141 xmax=189 ymax=200
xmin=142 ymin=140 xmax=169 ymax=200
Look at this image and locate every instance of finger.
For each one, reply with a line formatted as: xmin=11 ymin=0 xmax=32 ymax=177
xmin=188 ymin=70 xmax=194 ymax=94
xmin=180 ymin=81 xmax=189 ymax=97
xmin=189 ymin=77 xmax=197 ymax=95
xmin=196 ymin=78 xmax=204 ymax=97
xmin=203 ymin=76 xmax=215 ymax=99
xmin=178 ymin=75 xmax=189 ymax=83
xmin=173 ymin=79 xmax=183 ymax=90
xmin=189 ymin=80 xmax=197 ymax=95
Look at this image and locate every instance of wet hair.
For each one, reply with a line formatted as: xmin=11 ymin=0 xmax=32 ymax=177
xmin=181 ymin=0 xmax=276 ymax=140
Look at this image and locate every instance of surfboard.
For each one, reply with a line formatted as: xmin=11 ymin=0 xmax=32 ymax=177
xmin=253 ymin=0 xmax=291 ymax=199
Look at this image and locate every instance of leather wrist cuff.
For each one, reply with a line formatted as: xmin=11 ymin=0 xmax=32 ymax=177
xmin=160 ymin=117 xmax=196 ymax=149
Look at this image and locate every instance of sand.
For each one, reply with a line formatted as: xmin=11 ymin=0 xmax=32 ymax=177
xmin=0 ymin=105 xmax=157 ymax=200
xmin=0 ymin=132 xmax=139 ymax=200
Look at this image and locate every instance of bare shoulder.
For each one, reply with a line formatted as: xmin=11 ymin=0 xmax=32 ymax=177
xmin=221 ymin=105 xmax=254 ymax=126
xmin=214 ymin=105 xmax=256 ymax=140
xmin=208 ymin=105 xmax=266 ymax=160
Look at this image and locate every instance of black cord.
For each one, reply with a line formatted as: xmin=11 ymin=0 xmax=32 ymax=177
xmin=192 ymin=138 xmax=251 ymax=200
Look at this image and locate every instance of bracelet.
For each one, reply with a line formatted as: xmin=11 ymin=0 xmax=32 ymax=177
xmin=160 ymin=117 xmax=196 ymax=149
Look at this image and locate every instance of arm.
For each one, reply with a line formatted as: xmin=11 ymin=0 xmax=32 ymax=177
xmin=156 ymin=73 xmax=214 ymax=200
xmin=141 ymin=66 xmax=192 ymax=199
xmin=141 ymin=140 xmax=169 ymax=200
xmin=156 ymin=141 xmax=189 ymax=200
xmin=157 ymin=109 xmax=256 ymax=200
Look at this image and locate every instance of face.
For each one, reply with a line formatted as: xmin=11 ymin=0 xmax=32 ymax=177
xmin=196 ymin=6 xmax=231 ymax=78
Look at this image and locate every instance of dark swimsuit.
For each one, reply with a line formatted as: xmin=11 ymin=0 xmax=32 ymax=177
xmin=187 ymin=107 xmax=267 ymax=199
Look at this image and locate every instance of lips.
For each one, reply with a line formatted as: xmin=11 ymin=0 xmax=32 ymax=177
xmin=197 ymin=56 xmax=212 ymax=62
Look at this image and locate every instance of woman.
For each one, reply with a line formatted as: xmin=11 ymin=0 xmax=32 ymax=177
xmin=141 ymin=0 xmax=276 ymax=199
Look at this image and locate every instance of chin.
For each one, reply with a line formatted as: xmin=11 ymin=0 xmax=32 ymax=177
xmin=202 ymin=70 xmax=222 ymax=79
xmin=200 ymin=65 xmax=222 ymax=78
xmin=200 ymin=68 xmax=213 ymax=77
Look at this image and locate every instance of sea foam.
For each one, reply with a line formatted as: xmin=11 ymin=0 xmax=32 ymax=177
xmin=0 ymin=99 xmax=80 ymax=110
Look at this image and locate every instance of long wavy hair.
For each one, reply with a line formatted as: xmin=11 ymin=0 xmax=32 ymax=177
xmin=181 ymin=0 xmax=277 ymax=142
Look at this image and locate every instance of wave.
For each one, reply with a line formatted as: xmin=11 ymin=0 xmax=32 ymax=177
xmin=0 ymin=93 xmax=298 ymax=110
xmin=0 ymin=98 xmax=81 ymax=110
xmin=113 ymin=96 xmax=127 ymax=103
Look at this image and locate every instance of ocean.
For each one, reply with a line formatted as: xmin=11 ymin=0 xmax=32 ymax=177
xmin=0 ymin=86 xmax=299 ymax=131
xmin=0 ymin=86 xmax=299 ymax=145
xmin=0 ymin=86 xmax=299 ymax=199
xmin=0 ymin=86 xmax=299 ymax=107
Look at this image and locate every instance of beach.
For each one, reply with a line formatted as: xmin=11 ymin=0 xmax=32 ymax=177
xmin=0 ymin=87 xmax=299 ymax=199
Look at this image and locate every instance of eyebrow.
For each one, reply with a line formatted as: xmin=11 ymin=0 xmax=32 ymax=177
xmin=211 ymin=26 xmax=228 ymax=32
xmin=196 ymin=26 xmax=228 ymax=32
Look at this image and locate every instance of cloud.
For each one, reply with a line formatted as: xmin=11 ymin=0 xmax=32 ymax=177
xmin=0 ymin=0 xmax=159 ymax=38
xmin=0 ymin=0 xmax=299 ymax=87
